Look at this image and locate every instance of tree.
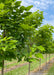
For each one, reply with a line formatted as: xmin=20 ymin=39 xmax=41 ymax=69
xmin=35 ymin=24 xmax=54 ymax=66
xmin=21 ymin=11 xmax=44 ymax=75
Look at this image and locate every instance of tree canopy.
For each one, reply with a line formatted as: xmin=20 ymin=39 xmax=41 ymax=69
xmin=35 ymin=24 xmax=54 ymax=53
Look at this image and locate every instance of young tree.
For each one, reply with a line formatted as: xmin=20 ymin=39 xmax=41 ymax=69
xmin=21 ymin=10 xmax=44 ymax=75
xmin=35 ymin=24 xmax=54 ymax=66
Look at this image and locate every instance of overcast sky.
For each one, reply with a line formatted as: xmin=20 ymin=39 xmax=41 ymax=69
xmin=18 ymin=0 xmax=54 ymax=38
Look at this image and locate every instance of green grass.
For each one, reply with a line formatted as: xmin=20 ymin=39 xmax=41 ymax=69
xmin=0 ymin=60 xmax=26 ymax=70
xmin=4 ymin=61 xmax=39 ymax=75
xmin=46 ymin=63 xmax=54 ymax=75
xmin=4 ymin=54 xmax=54 ymax=69
xmin=3 ymin=54 xmax=54 ymax=75
xmin=4 ymin=60 xmax=26 ymax=69
xmin=4 ymin=64 xmax=29 ymax=75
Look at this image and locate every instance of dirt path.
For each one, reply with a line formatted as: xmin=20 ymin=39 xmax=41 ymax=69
xmin=30 ymin=58 xmax=54 ymax=75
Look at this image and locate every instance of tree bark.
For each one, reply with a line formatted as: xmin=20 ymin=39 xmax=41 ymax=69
xmin=46 ymin=54 xmax=47 ymax=68
xmin=28 ymin=62 xmax=30 ymax=75
xmin=1 ymin=29 xmax=6 ymax=75
xmin=2 ymin=60 xmax=4 ymax=75
xmin=49 ymin=54 xmax=50 ymax=64
xmin=39 ymin=58 xmax=41 ymax=72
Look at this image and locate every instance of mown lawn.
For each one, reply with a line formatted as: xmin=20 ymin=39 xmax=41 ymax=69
xmin=3 ymin=54 xmax=54 ymax=75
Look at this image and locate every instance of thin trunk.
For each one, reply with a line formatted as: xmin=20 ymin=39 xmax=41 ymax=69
xmin=2 ymin=60 xmax=4 ymax=75
xmin=27 ymin=38 xmax=32 ymax=75
xmin=46 ymin=54 xmax=47 ymax=67
xmin=49 ymin=54 xmax=50 ymax=64
xmin=39 ymin=58 xmax=41 ymax=72
xmin=2 ymin=29 xmax=6 ymax=75
xmin=27 ymin=44 xmax=30 ymax=75
xmin=28 ymin=62 xmax=30 ymax=75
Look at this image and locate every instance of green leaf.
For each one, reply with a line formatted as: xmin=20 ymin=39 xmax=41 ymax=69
xmin=35 ymin=53 xmax=43 ymax=59
xmin=37 ymin=46 xmax=45 ymax=52
xmin=25 ymin=5 xmax=33 ymax=11
xmin=15 ymin=1 xmax=21 ymax=7
xmin=0 ymin=3 xmax=4 ymax=9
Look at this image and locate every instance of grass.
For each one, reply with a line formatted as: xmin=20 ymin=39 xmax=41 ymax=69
xmin=3 ymin=54 xmax=54 ymax=75
xmin=4 ymin=61 xmax=39 ymax=75
xmin=4 ymin=64 xmax=28 ymax=75
xmin=46 ymin=63 xmax=54 ymax=75
xmin=4 ymin=60 xmax=26 ymax=69
xmin=0 ymin=60 xmax=26 ymax=70
xmin=4 ymin=54 xmax=54 ymax=69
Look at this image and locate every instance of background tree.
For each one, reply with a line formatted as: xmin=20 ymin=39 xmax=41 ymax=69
xmin=35 ymin=24 xmax=54 ymax=66
xmin=21 ymin=10 xmax=44 ymax=75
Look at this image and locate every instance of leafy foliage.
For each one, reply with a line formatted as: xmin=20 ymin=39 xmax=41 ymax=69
xmin=0 ymin=36 xmax=17 ymax=67
xmin=35 ymin=24 xmax=54 ymax=53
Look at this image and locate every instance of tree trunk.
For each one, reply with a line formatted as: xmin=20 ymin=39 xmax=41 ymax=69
xmin=2 ymin=60 xmax=4 ymax=75
xmin=28 ymin=62 xmax=30 ymax=75
xmin=39 ymin=58 xmax=41 ymax=72
xmin=49 ymin=54 xmax=50 ymax=64
xmin=1 ymin=29 xmax=6 ymax=75
xmin=46 ymin=54 xmax=47 ymax=68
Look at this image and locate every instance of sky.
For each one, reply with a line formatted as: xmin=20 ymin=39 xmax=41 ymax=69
xmin=18 ymin=0 xmax=54 ymax=38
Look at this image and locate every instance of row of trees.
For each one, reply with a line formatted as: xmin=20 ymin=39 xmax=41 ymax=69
xmin=0 ymin=0 xmax=54 ymax=75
